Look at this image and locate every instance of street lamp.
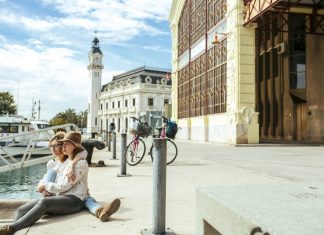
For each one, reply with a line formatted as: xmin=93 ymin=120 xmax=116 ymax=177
xmin=212 ymin=32 xmax=228 ymax=45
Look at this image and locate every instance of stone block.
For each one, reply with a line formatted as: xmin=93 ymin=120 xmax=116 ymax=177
xmin=196 ymin=183 xmax=324 ymax=235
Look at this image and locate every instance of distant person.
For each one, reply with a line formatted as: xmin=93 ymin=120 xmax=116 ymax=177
xmin=0 ymin=131 xmax=120 ymax=235
xmin=109 ymin=122 xmax=116 ymax=132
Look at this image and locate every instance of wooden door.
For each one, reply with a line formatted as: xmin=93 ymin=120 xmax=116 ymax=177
xmin=295 ymin=103 xmax=307 ymax=141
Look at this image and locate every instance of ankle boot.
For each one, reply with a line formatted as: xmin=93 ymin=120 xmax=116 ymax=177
xmin=97 ymin=198 xmax=121 ymax=222
xmin=95 ymin=207 xmax=103 ymax=218
xmin=0 ymin=225 xmax=15 ymax=235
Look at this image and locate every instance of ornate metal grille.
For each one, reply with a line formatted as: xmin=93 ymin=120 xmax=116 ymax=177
xmin=207 ymin=39 xmax=227 ymax=114
xmin=178 ymin=65 xmax=190 ymax=118
xmin=177 ymin=0 xmax=227 ymax=119
xmin=207 ymin=0 xmax=227 ymax=31
xmin=178 ymin=1 xmax=190 ymax=56
xmin=191 ymin=0 xmax=206 ymax=45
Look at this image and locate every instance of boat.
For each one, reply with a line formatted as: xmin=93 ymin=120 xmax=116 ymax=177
xmin=0 ymin=115 xmax=54 ymax=147
xmin=0 ymin=121 xmax=79 ymax=172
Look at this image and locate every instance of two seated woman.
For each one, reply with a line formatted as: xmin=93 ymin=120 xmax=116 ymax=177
xmin=0 ymin=131 xmax=120 ymax=235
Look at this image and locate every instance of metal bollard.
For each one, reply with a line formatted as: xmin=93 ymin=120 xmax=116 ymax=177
xmin=105 ymin=131 xmax=108 ymax=150
xmin=120 ymin=133 xmax=127 ymax=175
xmin=112 ymin=132 xmax=116 ymax=159
xmin=141 ymin=138 xmax=174 ymax=235
xmin=107 ymin=131 xmax=112 ymax=151
xmin=117 ymin=133 xmax=131 ymax=177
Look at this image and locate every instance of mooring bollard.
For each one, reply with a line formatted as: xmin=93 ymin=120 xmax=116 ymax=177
xmin=121 ymin=133 xmax=127 ymax=175
xmin=141 ymin=138 xmax=175 ymax=235
xmin=107 ymin=131 xmax=112 ymax=151
xmin=117 ymin=133 xmax=131 ymax=177
xmin=112 ymin=132 xmax=116 ymax=159
xmin=105 ymin=131 xmax=108 ymax=150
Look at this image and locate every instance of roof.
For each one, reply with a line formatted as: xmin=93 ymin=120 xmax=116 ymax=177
xmin=112 ymin=66 xmax=171 ymax=81
xmin=101 ymin=66 xmax=171 ymax=92
xmin=90 ymin=37 xmax=102 ymax=55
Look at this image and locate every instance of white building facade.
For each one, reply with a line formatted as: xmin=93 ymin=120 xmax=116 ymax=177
xmin=169 ymin=0 xmax=259 ymax=144
xmin=98 ymin=66 xmax=172 ymax=134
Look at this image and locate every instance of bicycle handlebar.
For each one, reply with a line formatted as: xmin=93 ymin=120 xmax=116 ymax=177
xmin=131 ymin=116 xmax=147 ymax=125
xmin=161 ymin=116 xmax=168 ymax=123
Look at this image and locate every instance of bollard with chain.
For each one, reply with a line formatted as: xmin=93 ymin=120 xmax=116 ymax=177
xmin=112 ymin=132 xmax=116 ymax=159
xmin=117 ymin=133 xmax=131 ymax=177
xmin=141 ymin=138 xmax=175 ymax=235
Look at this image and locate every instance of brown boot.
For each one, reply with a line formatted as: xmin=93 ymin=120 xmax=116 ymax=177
xmin=0 ymin=225 xmax=15 ymax=235
xmin=95 ymin=198 xmax=121 ymax=222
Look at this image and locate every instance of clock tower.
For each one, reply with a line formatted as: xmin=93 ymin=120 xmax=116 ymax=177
xmin=87 ymin=37 xmax=103 ymax=137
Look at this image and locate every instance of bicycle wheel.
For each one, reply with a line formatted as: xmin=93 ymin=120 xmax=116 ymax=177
xmin=149 ymin=139 xmax=178 ymax=165
xmin=126 ymin=138 xmax=146 ymax=166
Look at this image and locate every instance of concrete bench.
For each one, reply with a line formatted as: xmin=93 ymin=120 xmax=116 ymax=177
xmin=0 ymin=200 xmax=28 ymax=222
xmin=196 ymin=183 xmax=324 ymax=235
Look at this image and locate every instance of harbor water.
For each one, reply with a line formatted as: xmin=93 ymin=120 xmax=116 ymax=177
xmin=0 ymin=163 xmax=47 ymax=199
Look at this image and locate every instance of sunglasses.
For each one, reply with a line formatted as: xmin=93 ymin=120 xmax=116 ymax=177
xmin=49 ymin=144 xmax=63 ymax=149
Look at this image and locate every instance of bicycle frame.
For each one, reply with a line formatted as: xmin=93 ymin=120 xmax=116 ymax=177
xmin=126 ymin=116 xmax=178 ymax=166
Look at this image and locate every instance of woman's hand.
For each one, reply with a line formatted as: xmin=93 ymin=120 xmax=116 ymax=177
xmin=37 ymin=183 xmax=46 ymax=192
xmin=41 ymin=189 xmax=53 ymax=197
xmin=67 ymin=167 xmax=76 ymax=182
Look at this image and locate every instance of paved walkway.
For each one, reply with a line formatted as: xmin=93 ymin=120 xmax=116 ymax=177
xmin=3 ymin=137 xmax=324 ymax=234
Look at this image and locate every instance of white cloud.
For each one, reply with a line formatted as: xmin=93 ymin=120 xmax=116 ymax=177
xmin=0 ymin=10 xmax=57 ymax=31
xmin=0 ymin=43 xmax=88 ymax=120
xmin=143 ymin=45 xmax=170 ymax=53
xmin=0 ymin=0 xmax=172 ymax=120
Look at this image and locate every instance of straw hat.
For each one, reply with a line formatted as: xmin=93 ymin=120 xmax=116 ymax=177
xmin=57 ymin=131 xmax=84 ymax=149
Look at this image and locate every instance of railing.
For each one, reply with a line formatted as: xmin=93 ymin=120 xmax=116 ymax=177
xmin=0 ymin=123 xmax=78 ymax=173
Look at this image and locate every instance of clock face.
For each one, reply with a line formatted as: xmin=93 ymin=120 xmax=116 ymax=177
xmin=94 ymin=58 xmax=100 ymax=65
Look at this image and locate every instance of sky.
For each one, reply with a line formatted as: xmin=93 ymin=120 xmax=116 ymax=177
xmin=0 ymin=0 xmax=173 ymax=121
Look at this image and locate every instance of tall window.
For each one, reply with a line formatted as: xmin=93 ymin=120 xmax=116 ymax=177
xmin=289 ymin=15 xmax=306 ymax=89
xmin=125 ymin=100 xmax=128 ymax=107
xmin=118 ymin=101 xmax=121 ymax=108
xmin=132 ymin=98 xmax=136 ymax=106
xmin=112 ymin=102 xmax=115 ymax=108
xmin=148 ymin=98 xmax=154 ymax=107
xmin=177 ymin=0 xmax=227 ymax=118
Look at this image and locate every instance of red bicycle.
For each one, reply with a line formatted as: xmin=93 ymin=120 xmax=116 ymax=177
xmin=126 ymin=116 xmax=178 ymax=166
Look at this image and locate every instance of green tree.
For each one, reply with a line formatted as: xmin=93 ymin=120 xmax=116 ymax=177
xmin=50 ymin=109 xmax=88 ymax=128
xmin=78 ymin=110 xmax=88 ymax=128
xmin=0 ymin=92 xmax=17 ymax=115
xmin=50 ymin=108 xmax=78 ymax=126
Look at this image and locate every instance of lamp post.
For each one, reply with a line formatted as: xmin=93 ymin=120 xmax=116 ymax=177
xmin=161 ymin=79 xmax=166 ymax=116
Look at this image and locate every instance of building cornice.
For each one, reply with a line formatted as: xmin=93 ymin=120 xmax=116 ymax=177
xmin=169 ymin=0 xmax=186 ymax=25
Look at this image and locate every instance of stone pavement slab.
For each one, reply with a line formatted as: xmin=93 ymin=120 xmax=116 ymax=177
xmin=1 ymin=138 xmax=323 ymax=235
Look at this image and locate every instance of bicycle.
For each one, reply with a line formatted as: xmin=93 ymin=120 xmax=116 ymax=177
xmin=126 ymin=116 xmax=178 ymax=166
xmin=126 ymin=117 xmax=151 ymax=166
xmin=149 ymin=116 xmax=178 ymax=165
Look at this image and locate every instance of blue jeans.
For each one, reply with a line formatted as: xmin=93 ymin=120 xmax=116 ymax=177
xmin=44 ymin=169 xmax=57 ymax=183
xmin=45 ymin=169 xmax=101 ymax=215
xmin=85 ymin=196 xmax=101 ymax=215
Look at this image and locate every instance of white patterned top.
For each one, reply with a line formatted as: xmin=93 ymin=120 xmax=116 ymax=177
xmin=44 ymin=159 xmax=89 ymax=200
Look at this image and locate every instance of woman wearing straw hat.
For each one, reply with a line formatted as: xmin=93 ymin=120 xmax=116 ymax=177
xmin=0 ymin=131 xmax=118 ymax=235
